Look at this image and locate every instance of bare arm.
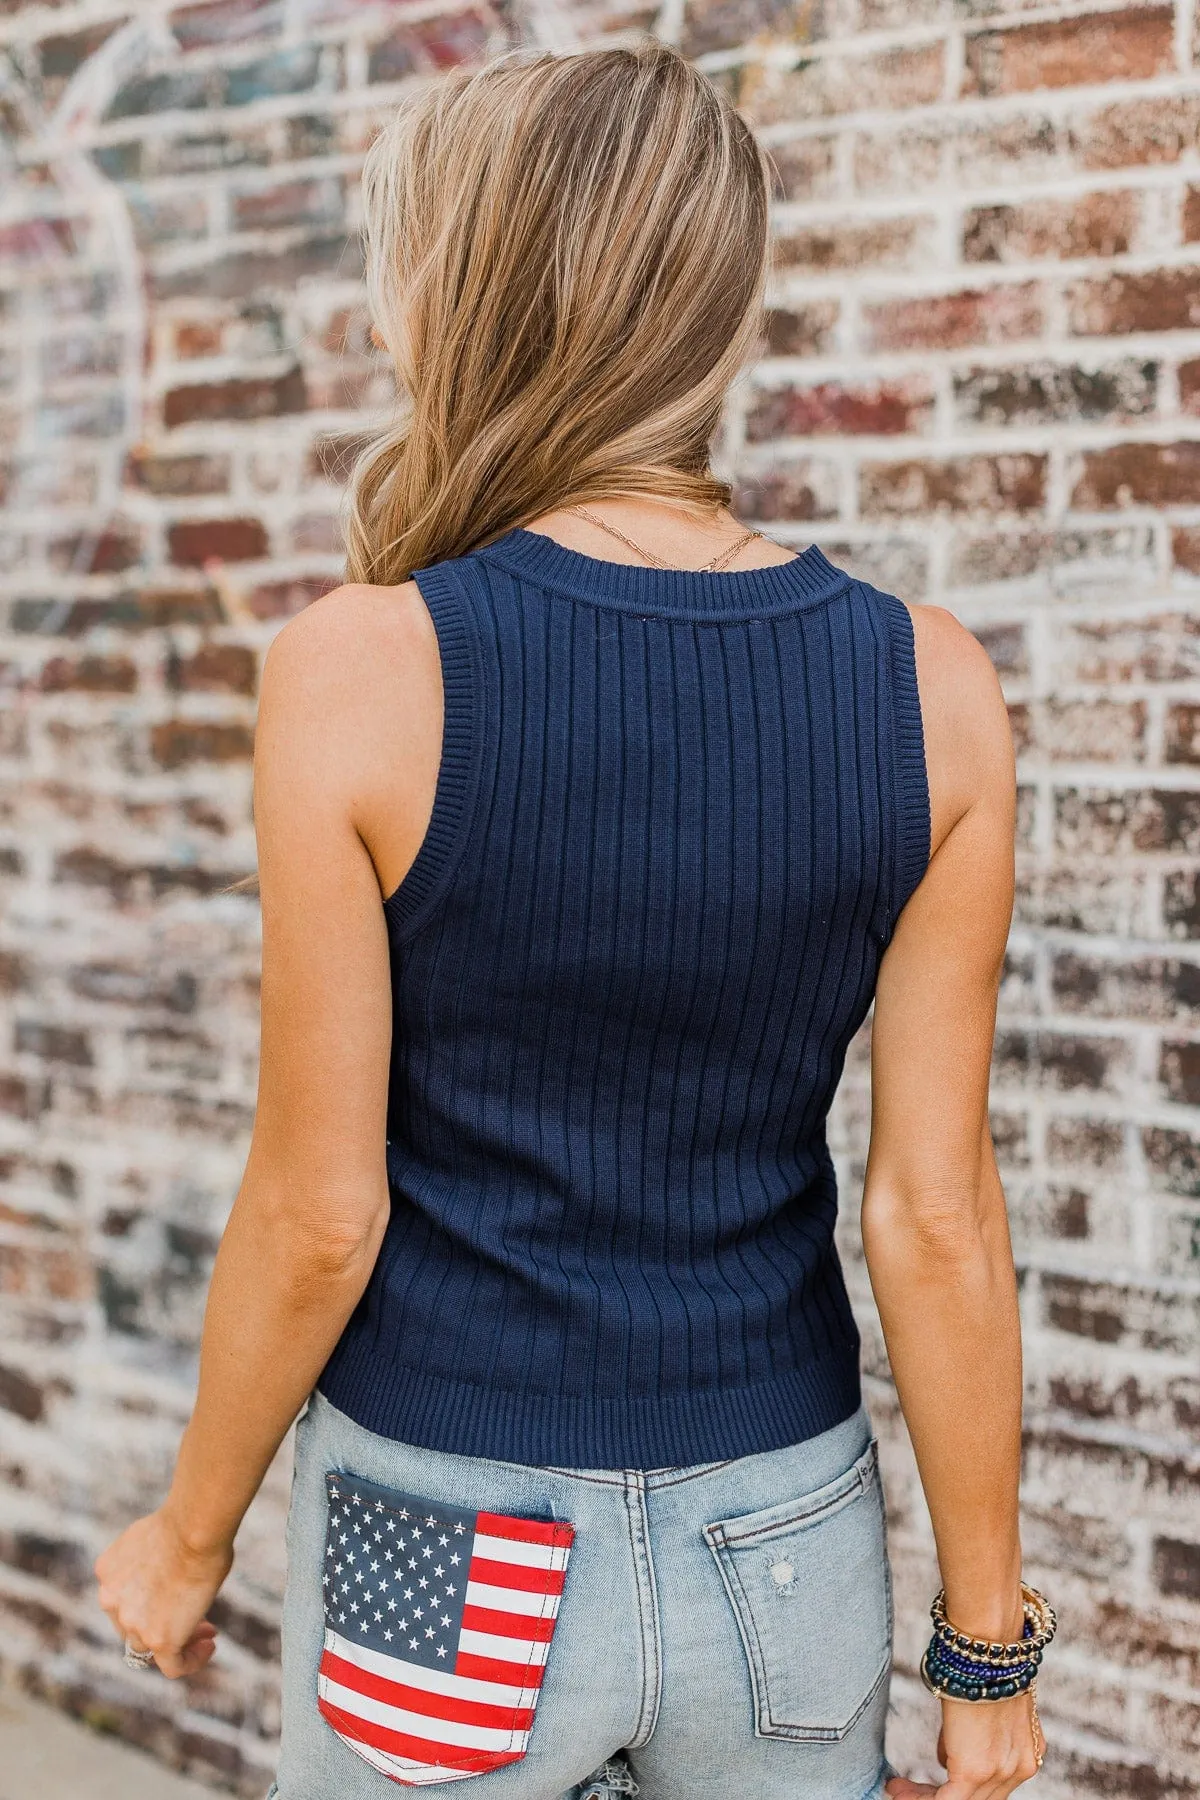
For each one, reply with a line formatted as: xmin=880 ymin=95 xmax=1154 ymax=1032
xmin=868 ymin=607 xmax=1038 ymax=1798
xmin=95 ymin=583 xmax=428 ymax=1676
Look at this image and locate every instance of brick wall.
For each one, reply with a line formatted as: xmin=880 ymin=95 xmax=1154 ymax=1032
xmin=0 ymin=0 xmax=1197 ymax=1793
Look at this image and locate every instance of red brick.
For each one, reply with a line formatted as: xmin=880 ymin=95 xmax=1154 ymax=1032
xmin=767 ymin=134 xmax=840 ymax=203
xmin=949 ymin=523 xmax=1154 ymax=588
xmin=1047 ymin=1115 xmax=1125 ymax=1173
xmin=964 ymin=8 xmax=1175 ymax=99
xmin=169 ymin=0 xmax=280 ymax=52
xmin=741 ymin=41 xmax=944 ymax=125
xmin=1070 ymin=95 xmax=1200 ymax=172
xmin=1174 ymin=528 xmax=1200 ymax=575
xmin=955 ymin=359 xmax=1156 ymax=428
xmin=1052 ymin=948 xmax=1200 ymax=1022
xmin=39 ymin=21 xmax=119 ymax=80
xmin=151 ymin=234 xmax=359 ymax=303
xmin=975 ymin=622 xmax=1028 ymax=678
xmin=167 ymin=517 xmax=268 ymax=566
xmin=990 ymin=1108 xmax=1031 ymax=1169
xmin=149 ymin=720 xmax=255 ymax=770
xmin=222 ymin=46 xmax=322 ymax=108
xmin=1180 ymin=360 xmax=1200 ymax=416
xmin=1063 ymin=614 xmax=1200 ymax=683
xmin=207 ymin=1591 xmax=281 ymax=1661
xmin=732 ymin=460 xmax=840 ymax=522
xmin=994 ymin=1027 xmax=1131 ymax=1094
xmin=1044 ymin=1274 xmax=1123 ymax=1344
xmin=0 ymin=950 xmax=26 ymax=993
xmin=48 ymin=524 xmax=143 ymax=574
xmin=860 ymin=453 xmax=1047 ymax=517
xmin=746 ymin=377 xmax=933 ymax=441
xmin=246 ymin=576 xmax=339 ymax=619
xmin=368 ymin=9 xmax=492 ymax=81
xmin=1166 ymin=705 xmax=1200 ymax=764
xmin=53 ymin=845 xmax=239 ymax=901
xmin=308 ymin=432 xmax=374 ymax=484
xmin=1068 ymin=270 xmax=1200 ymax=337
xmin=762 ymin=302 xmax=840 ymax=358
xmin=163 ymin=368 xmax=306 ymax=428
xmin=1015 ymin=866 xmax=1145 ymax=937
xmin=1160 ymin=1040 xmax=1200 ymax=1104
xmin=13 ymin=587 xmax=224 ymax=635
xmin=40 ymin=330 xmax=123 ymax=382
xmin=954 ymin=111 xmax=1063 ymax=187
xmin=231 ymin=177 xmax=343 ymax=231
xmin=1144 ymin=1125 xmax=1200 ymax=1196
xmin=807 ymin=537 xmax=928 ymax=598
xmin=1154 ymin=1537 xmax=1200 ymax=1602
xmin=38 ymin=656 xmax=137 ymax=695
xmin=166 ymin=644 xmax=257 ymax=697
xmin=153 ymin=127 xmax=274 ymax=178
xmin=853 ymin=124 xmax=944 ymax=197
xmin=1021 ymin=698 xmax=1147 ymax=763
xmin=128 ymin=452 xmax=230 ymax=497
xmin=318 ymin=305 xmax=375 ymax=357
xmin=173 ymin=321 xmax=223 ymax=359
xmin=13 ymin=1020 xmax=92 ymax=1067
xmin=0 ymin=1363 xmax=45 ymax=1422
xmin=774 ymin=214 xmax=931 ymax=272
xmin=681 ymin=0 xmax=808 ymax=58
xmin=0 ymin=1075 xmax=51 ymax=1122
xmin=862 ymin=283 xmax=1043 ymax=352
xmin=1072 ymin=443 xmax=1200 ymax=510
xmin=1143 ymin=1690 xmax=1200 ymax=1758
xmin=290 ymin=514 xmax=341 ymax=554
xmin=964 ymin=191 xmax=1137 ymax=264
xmin=1056 ymin=788 xmax=1200 ymax=856
xmin=128 ymin=192 xmax=208 ymax=249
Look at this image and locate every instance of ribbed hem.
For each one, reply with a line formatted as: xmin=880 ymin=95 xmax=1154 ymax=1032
xmin=881 ymin=590 xmax=931 ymax=923
xmin=382 ymin=563 xmax=481 ymax=940
xmin=316 ymin=1333 xmax=863 ymax=1470
xmin=474 ymin=526 xmax=850 ymax=621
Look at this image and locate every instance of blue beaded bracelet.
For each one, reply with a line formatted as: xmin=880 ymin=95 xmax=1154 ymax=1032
xmin=920 ymin=1582 xmax=1056 ymax=1705
xmin=921 ymin=1638 xmax=1037 ymax=1702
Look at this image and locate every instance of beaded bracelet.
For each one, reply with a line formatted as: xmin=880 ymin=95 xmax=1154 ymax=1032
xmin=920 ymin=1582 xmax=1057 ymax=1704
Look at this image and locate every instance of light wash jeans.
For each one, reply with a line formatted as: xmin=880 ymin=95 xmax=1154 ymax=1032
xmin=267 ymin=1389 xmax=898 ymax=1799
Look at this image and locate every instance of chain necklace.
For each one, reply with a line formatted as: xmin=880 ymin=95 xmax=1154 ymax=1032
xmin=567 ymin=505 xmax=762 ymax=573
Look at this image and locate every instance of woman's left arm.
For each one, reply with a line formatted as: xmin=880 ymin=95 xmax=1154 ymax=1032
xmin=94 ymin=589 xmax=409 ymax=1677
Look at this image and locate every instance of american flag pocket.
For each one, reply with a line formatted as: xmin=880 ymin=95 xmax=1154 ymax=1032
xmin=317 ymin=1469 xmax=575 ymax=1786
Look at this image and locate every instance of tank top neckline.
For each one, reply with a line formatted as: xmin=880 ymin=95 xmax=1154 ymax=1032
xmin=473 ymin=523 xmax=851 ymax=619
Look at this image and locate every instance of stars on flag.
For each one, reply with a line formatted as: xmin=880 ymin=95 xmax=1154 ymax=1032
xmin=322 ymin=1472 xmax=570 ymax=1687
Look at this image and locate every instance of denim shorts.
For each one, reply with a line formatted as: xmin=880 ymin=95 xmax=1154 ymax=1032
xmin=266 ymin=1389 xmax=898 ymax=1799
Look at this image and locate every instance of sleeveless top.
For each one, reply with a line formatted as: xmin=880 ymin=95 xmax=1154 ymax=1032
xmin=317 ymin=527 xmax=930 ymax=1469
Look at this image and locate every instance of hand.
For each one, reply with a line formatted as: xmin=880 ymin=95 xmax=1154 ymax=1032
xmin=886 ymin=1690 xmax=1044 ymax=1799
xmin=94 ymin=1507 xmax=234 ymax=1679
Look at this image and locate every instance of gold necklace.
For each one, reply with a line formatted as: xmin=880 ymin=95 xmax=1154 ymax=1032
xmin=567 ymin=505 xmax=762 ymax=573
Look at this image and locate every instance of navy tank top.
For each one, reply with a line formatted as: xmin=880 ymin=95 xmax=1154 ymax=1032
xmin=318 ymin=527 xmax=930 ymax=1468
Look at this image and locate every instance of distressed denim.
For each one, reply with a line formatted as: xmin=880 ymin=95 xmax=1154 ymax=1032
xmin=266 ymin=1390 xmax=899 ymax=1800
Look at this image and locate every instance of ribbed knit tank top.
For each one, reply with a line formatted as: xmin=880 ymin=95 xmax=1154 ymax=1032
xmin=318 ymin=526 xmax=930 ymax=1470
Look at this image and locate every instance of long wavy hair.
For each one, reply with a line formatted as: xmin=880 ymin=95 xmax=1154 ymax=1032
xmin=343 ymin=39 xmax=772 ymax=586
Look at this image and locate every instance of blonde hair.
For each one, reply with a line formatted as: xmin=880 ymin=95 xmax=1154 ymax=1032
xmin=344 ymin=39 xmax=771 ymax=587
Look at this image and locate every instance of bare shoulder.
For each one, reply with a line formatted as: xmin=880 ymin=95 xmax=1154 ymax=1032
xmin=259 ymin=580 xmax=435 ymax=734
xmin=255 ymin=580 xmax=439 ymax=813
xmin=897 ymin=599 xmax=1015 ymax=852
xmin=262 ymin=580 xmax=429 ymax=688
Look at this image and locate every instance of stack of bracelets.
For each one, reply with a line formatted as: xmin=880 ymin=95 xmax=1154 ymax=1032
xmin=920 ymin=1582 xmax=1057 ymax=1706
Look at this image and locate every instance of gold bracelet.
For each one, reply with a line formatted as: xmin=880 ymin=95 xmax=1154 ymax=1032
xmin=931 ymin=1582 xmax=1057 ymax=1661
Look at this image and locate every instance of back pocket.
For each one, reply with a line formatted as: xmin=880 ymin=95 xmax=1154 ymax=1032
xmin=318 ymin=1469 xmax=575 ymax=1786
xmin=703 ymin=1437 xmax=892 ymax=1742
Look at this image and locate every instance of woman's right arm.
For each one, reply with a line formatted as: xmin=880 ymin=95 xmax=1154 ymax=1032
xmin=864 ymin=604 xmax=1040 ymax=1800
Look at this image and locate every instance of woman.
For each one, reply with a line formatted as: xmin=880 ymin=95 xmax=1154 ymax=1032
xmin=95 ymin=39 xmax=1052 ymax=1800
